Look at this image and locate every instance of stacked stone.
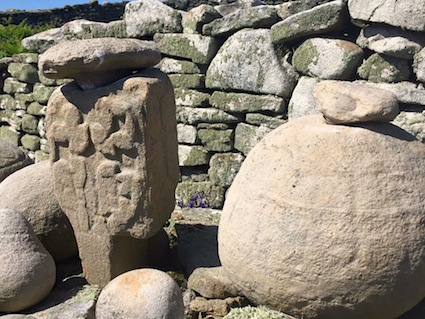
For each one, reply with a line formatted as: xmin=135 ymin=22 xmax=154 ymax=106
xmin=13 ymin=0 xmax=425 ymax=210
xmin=0 ymin=53 xmax=69 ymax=162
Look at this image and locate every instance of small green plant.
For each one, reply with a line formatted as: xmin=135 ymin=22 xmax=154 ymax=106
xmin=0 ymin=18 xmax=54 ymax=58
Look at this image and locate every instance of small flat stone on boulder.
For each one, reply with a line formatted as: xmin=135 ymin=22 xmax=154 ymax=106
xmin=38 ymin=38 xmax=161 ymax=90
xmin=314 ymin=80 xmax=399 ymax=124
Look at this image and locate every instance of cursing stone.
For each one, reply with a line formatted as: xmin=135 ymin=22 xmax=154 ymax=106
xmin=124 ymin=0 xmax=182 ymax=37
xmin=0 ymin=140 xmax=32 ymax=182
xmin=413 ymin=48 xmax=425 ymax=83
xmin=45 ymin=69 xmax=179 ymax=287
xmin=270 ymin=0 xmax=346 ymax=44
xmin=357 ymin=53 xmax=411 ymax=83
xmin=0 ymin=161 xmax=78 ymax=262
xmin=206 ymin=29 xmax=298 ymax=98
xmin=313 ymin=80 xmax=399 ymax=124
xmin=348 ymin=0 xmax=425 ymax=32
xmin=96 ymin=268 xmax=184 ymax=319
xmin=38 ymin=38 xmax=161 ymax=90
xmin=292 ymin=38 xmax=363 ymax=80
xmin=356 ymin=25 xmax=425 ymax=60
xmin=219 ymin=114 xmax=425 ymax=319
xmin=0 ymin=209 xmax=56 ymax=312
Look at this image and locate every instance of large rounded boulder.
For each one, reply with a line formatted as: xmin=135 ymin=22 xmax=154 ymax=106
xmin=218 ymin=114 xmax=425 ymax=319
xmin=0 ymin=140 xmax=32 ymax=183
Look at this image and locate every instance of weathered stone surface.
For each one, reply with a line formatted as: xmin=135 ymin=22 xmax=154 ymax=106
xmin=176 ymin=181 xmax=225 ymax=209
xmin=190 ymin=297 xmax=229 ymax=317
xmin=7 ymin=63 xmax=39 ymax=84
xmin=360 ymin=81 xmax=425 ymax=105
xmin=202 ymin=6 xmax=278 ymax=37
xmin=12 ymin=53 xmax=38 ymax=64
xmin=21 ymin=27 xmax=65 ymax=54
xmin=234 ymin=123 xmax=272 ymax=155
xmin=271 ymin=1 xmax=346 ymax=44
xmin=314 ymin=80 xmax=399 ymax=124
xmin=245 ymin=113 xmax=287 ymax=129
xmin=348 ymin=0 xmax=425 ymax=32
xmin=169 ymin=74 xmax=205 ymax=88
xmin=275 ymin=0 xmax=334 ymax=19
xmin=356 ymin=25 xmax=425 ymax=59
xmin=198 ymin=128 xmax=234 ymax=152
xmin=210 ymin=91 xmax=286 ymax=113
xmin=188 ymin=266 xmax=241 ymax=299
xmin=175 ymin=88 xmax=210 ymax=107
xmin=206 ymin=29 xmax=298 ymax=97
xmin=392 ymin=109 xmax=425 ymax=143
xmin=14 ymin=93 xmax=34 ymax=103
xmin=39 ymin=38 xmax=161 ymax=90
xmin=414 ymin=48 xmax=425 ymax=83
xmin=3 ymin=78 xmax=31 ymax=94
xmin=0 ymin=140 xmax=32 ymax=182
xmin=0 ymin=209 xmax=56 ymax=312
xmin=224 ymin=306 xmax=296 ymax=319
xmin=125 ymin=0 xmax=182 ymax=37
xmin=358 ymin=53 xmax=411 ymax=83
xmin=45 ymin=70 xmax=179 ymax=287
xmin=33 ymin=83 xmax=56 ymax=104
xmin=219 ymin=114 xmax=425 ymax=318
xmin=177 ymin=123 xmax=198 ymax=144
xmin=183 ymin=4 xmax=221 ymax=34
xmin=27 ymin=102 xmax=45 ymax=116
xmin=0 ymin=161 xmax=78 ymax=262
xmin=176 ymin=106 xmax=239 ymax=125
xmin=178 ymin=145 xmax=209 ymax=166
xmin=96 ymin=269 xmax=184 ymax=319
xmin=20 ymin=134 xmax=41 ymax=151
xmin=154 ymin=33 xmax=220 ymax=64
xmin=157 ymin=57 xmax=202 ymax=74
xmin=0 ymin=95 xmax=26 ymax=111
xmin=21 ymin=114 xmax=38 ymax=134
xmin=214 ymin=0 xmax=262 ymax=16
xmin=293 ymin=38 xmax=363 ymax=79
xmin=0 ymin=127 xmax=20 ymax=146
xmin=208 ymin=152 xmax=244 ymax=187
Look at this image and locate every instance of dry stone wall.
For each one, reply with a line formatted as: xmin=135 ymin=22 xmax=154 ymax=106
xmin=1 ymin=0 xmax=425 ymax=209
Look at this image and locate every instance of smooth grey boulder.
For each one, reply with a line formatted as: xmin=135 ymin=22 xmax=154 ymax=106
xmin=0 ymin=161 xmax=78 ymax=262
xmin=271 ymin=0 xmax=346 ymax=44
xmin=292 ymin=38 xmax=363 ymax=79
xmin=202 ymin=5 xmax=278 ymax=37
xmin=125 ymin=0 xmax=182 ymax=37
xmin=356 ymin=24 xmax=425 ymax=59
xmin=0 ymin=209 xmax=56 ymax=312
xmin=0 ymin=140 xmax=32 ymax=183
xmin=206 ymin=29 xmax=298 ymax=97
xmin=358 ymin=53 xmax=411 ymax=83
xmin=348 ymin=0 xmax=425 ymax=32
xmin=288 ymin=76 xmax=320 ymax=120
xmin=414 ymin=48 xmax=425 ymax=83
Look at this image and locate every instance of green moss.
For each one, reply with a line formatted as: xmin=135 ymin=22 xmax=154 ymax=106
xmin=292 ymin=39 xmax=318 ymax=74
xmin=74 ymin=285 xmax=101 ymax=302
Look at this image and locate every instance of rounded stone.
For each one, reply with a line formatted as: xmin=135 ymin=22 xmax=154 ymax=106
xmin=0 ymin=161 xmax=78 ymax=262
xmin=0 ymin=140 xmax=32 ymax=183
xmin=219 ymin=115 xmax=425 ymax=319
xmin=0 ymin=209 xmax=56 ymax=312
xmin=96 ymin=268 xmax=184 ymax=319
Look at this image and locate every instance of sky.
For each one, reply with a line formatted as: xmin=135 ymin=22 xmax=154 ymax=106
xmin=0 ymin=0 xmax=125 ymax=11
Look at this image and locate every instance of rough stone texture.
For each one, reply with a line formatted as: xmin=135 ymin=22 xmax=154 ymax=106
xmin=177 ymin=123 xmax=198 ymax=144
xmin=156 ymin=57 xmax=202 ymax=74
xmin=176 ymin=181 xmax=225 ymax=209
xmin=224 ymin=306 xmax=297 ymax=319
xmin=33 ymin=83 xmax=56 ymax=105
xmin=125 ymin=0 xmax=182 ymax=37
xmin=270 ymin=1 xmax=346 ymax=44
xmin=0 ymin=161 xmax=78 ymax=262
xmin=208 ymin=153 xmax=244 ymax=187
xmin=182 ymin=4 xmax=221 ymax=34
xmin=0 ymin=209 xmax=56 ymax=312
xmin=179 ymin=145 xmax=209 ymax=166
xmin=96 ymin=269 xmax=184 ymax=319
xmin=169 ymin=74 xmax=205 ymax=88
xmin=20 ymin=134 xmax=41 ymax=151
xmin=176 ymin=106 xmax=239 ymax=125
xmin=202 ymin=5 xmax=278 ymax=37
xmin=356 ymin=25 xmax=425 ymax=59
xmin=213 ymin=0 xmax=262 ymax=16
xmin=210 ymin=91 xmax=286 ymax=113
xmin=245 ymin=113 xmax=287 ymax=129
xmin=414 ymin=48 xmax=425 ymax=83
xmin=45 ymin=70 xmax=179 ymax=287
xmin=219 ymin=114 xmax=425 ymax=319
xmin=348 ymin=0 xmax=425 ymax=32
xmin=7 ymin=63 xmax=39 ymax=84
xmin=0 ymin=127 xmax=20 ymax=146
xmin=288 ymin=76 xmax=320 ymax=120
xmin=21 ymin=28 xmax=65 ymax=54
xmin=39 ymin=38 xmax=161 ymax=90
xmin=234 ymin=123 xmax=272 ymax=155
xmin=314 ymin=80 xmax=399 ymax=124
xmin=0 ymin=140 xmax=32 ymax=182
xmin=392 ymin=109 xmax=425 ymax=143
xmin=188 ymin=266 xmax=241 ymax=299
xmin=154 ymin=33 xmax=220 ymax=64
xmin=292 ymin=38 xmax=364 ymax=80
xmin=357 ymin=53 xmax=411 ymax=83
xmin=175 ymin=88 xmax=210 ymax=107
xmin=206 ymin=29 xmax=298 ymax=97
xmin=190 ymin=297 xmax=229 ymax=317
xmin=361 ymin=81 xmax=425 ymax=105
xmin=198 ymin=128 xmax=234 ymax=151
xmin=3 ymin=78 xmax=31 ymax=94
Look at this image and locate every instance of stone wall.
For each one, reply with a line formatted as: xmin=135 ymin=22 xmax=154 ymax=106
xmin=1 ymin=0 xmax=424 ymax=209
